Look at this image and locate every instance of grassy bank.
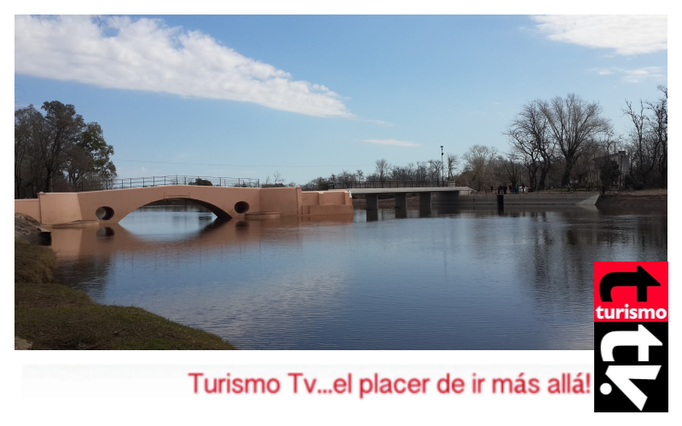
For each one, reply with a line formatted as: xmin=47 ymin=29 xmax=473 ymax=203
xmin=15 ymin=236 xmax=237 ymax=350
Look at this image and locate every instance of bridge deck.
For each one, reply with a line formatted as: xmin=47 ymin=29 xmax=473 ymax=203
xmin=330 ymin=186 xmax=472 ymax=195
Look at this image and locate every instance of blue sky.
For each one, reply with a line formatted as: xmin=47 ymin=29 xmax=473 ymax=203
xmin=13 ymin=13 xmax=668 ymax=185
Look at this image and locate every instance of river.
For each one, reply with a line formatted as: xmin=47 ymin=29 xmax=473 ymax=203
xmin=51 ymin=204 xmax=666 ymax=350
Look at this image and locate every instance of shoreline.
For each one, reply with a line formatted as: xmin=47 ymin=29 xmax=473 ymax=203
xmin=15 ymin=214 xmax=237 ymax=350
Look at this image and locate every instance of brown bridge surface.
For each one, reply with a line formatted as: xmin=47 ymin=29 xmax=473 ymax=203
xmin=15 ymin=185 xmax=352 ymax=225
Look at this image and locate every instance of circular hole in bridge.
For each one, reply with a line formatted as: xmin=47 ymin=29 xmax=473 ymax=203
xmin=234 ymin=201 xmax=250 ymax=214
xmin=96 ymin=206 xmax=115 ymax=220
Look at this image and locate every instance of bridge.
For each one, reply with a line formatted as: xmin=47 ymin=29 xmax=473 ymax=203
xmin=15 ymin=185 xmax=352 ymax=225
xmin=330 ymin=186 xmax=474 ymax=209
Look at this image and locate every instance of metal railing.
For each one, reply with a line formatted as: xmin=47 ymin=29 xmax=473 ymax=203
xmin=76 ymin=175 xmax=260 ymax=192
xmin=329 ymin=180 xmax=446 ymax=189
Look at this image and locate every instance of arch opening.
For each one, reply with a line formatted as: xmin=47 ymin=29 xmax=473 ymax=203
xmin=132 ymin=198 xmax=232 ymax=220
xmin=96 ymin=206 xmax=115 ymax=220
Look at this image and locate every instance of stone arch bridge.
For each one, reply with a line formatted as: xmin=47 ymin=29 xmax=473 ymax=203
xmin=15 ymin=185 xmax=352 ymax=225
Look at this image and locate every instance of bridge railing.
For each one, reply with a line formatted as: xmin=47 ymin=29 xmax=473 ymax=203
xmin=330 ymin=180 xmax=446 ymax=189
xmin=76 ymin=175 xmax=261 ymax=192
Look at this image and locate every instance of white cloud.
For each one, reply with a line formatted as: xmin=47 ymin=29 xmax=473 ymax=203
xmin=15 ymin=16 xmax=352 ymax=118
xmin=362 ymin=119 xmax=394 ymax=126
xmin=532 ymin=15 xmax=666 ymax=55
xmin=593 ymin=66 xmax=665 ymax=83
xmin=362 ymin=139 xmax=421 ymax=147
xmin=622 ymin=67 xmax=665 ymax=83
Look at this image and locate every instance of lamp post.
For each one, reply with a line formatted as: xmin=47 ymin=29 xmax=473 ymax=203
xmin=440 ymin=146 xmax=444 ymax=187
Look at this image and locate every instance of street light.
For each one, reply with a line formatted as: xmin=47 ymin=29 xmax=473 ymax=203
xmin=440 ymin=146 xmax=444 ymax=187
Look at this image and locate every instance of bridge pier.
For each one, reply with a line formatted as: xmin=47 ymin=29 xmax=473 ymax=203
xmin=394 ymin=193 xmax=407 ymax=209
xmin=419 ymin=192 xmax=432 ymax=209
xmin=366 ymin=194 xmax=379 ymax=210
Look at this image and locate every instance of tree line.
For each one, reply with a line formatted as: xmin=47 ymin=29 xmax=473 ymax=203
xmin=15 ymin=101 xmax=117 ymax=198
xmin=301 ymin=87 xmax=667 ymax=192
xmin=504 ymin=87 xmax=667 ymax=192
xmin=300 ymin=155 xmax=458 ymax=191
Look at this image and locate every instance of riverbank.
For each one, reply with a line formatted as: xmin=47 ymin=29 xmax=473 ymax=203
xmin=595 ymin=189 xmax=667 ymax=210
xmin=15 ymin=214 xmax=237 ymax=350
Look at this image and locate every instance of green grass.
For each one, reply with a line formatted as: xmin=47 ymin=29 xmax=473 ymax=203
xmin=15 ymin=239 xmax=57 ymax=284
xmin=15 ymin=240 xmax=237 ymax=350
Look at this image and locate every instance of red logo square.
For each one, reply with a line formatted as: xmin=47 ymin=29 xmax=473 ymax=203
xmin=594 ymin=262 xmax=668 ymax=322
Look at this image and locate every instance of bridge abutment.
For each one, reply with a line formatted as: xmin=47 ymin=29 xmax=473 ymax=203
xmin=432 ymin=191 xmax=460 ymax=207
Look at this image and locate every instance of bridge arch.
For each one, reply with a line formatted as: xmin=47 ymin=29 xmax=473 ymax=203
xmin=76 ymin=186 xmax=262 ymax=224
xmin=92 ymin=197 xmax=234 ymax=223
xmin=102 ymin=198 xmax=234 ymax=223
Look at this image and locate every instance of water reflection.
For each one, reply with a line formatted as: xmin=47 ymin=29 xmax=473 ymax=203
xmin=52 ymin=205 xmax=666 ymax=350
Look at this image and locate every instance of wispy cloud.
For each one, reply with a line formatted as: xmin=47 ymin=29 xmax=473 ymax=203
xmin=362 ymin=139 xmax=421 ymax=147
xmin=621 ymin=67 xmax=666 ymax=83
xmin=362 ymin=119 xmax=394 ymax=126
xmin=592 ymin=66 xmax=665 ymax=83
xmin=15 ymin=16 xmax=352 ymax=118
xmin=532 ymin=15 xmax=666 ymax=55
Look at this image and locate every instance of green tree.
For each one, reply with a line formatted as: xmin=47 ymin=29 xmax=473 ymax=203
xmin=67 ymin=122 xmax=116 ymax=189
xmin=14 ymin=101 xmax=117 ymax=197
xmin=193 ymin=178 xmax=213 ymax=186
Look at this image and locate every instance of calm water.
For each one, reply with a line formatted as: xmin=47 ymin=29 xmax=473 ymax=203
xmin=52 ymin=205 xmax=666 ymax=350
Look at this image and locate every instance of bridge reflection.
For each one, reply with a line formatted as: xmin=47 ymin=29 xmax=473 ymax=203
xmin=50 ymin=214 xmax=354 ymax=260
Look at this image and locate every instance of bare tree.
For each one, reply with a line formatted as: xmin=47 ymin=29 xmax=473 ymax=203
xmin=461 ymin=145 xmax=499 ymax=191
xmin=337 ymin=170 xmax=357 ymax=188
xmin=427 ymin=159 xmax=443 ymax=184
xmin=273 ymin=171 xmax=284 ymax=185
xmin=505 ymin=100 xmax=556 ymax=190
xmin=414 ymin=161 xmax=428 ymax=183
xmin=375 ymin=159 xmax=390 ymax=186
xmin=646 ymin=86 xmax=667 ymax=188
xmin=503 ymin=152 xmax=522 ymax=188
xmin=623 ymin=99 xmax=654 ymax=187
xmin=446 ymin=154 xmax=458 ymax=182
xmin=539 ymin=94 xmax=610 ymax=186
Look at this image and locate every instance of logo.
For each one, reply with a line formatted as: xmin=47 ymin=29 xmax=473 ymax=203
xmin=594 ymin=262 xmax=668 ymax=412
